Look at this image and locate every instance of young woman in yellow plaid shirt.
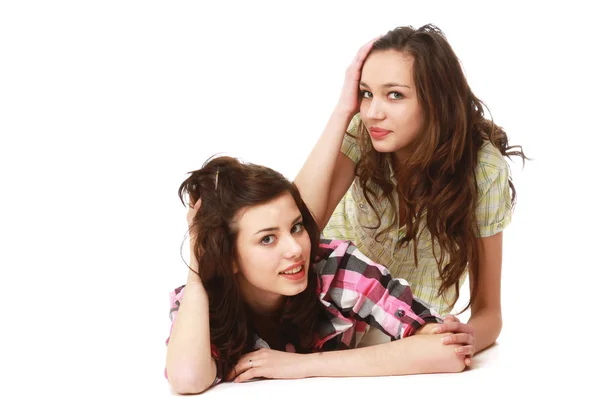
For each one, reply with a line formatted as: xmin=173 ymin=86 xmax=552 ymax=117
xmin=295 ymin=24 xmax=527 ymax=363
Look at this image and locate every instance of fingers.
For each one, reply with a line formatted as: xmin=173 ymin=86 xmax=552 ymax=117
xmin=227 ymin=356 xmax=254 ymax=381
xmin=227 ymin=350 xmax=266 ymax=381
xmin=443 ymin=315 xmax=460 ymax=323
xmin=454 ymin=345 xmax=475 ymax=357
xmin=225 ymin=365 xmax=238 ymax=382
xmin=234 ymin=367 xmax=259 ymax=383
xmin=348 ymin=36 xmax=380 ymax=73
xmin=441 ymin=333 xmax=475 ymax=346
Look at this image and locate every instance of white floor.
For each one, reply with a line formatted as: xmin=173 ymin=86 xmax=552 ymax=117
xmin=1 ymin=1 xmax=598 ymax=399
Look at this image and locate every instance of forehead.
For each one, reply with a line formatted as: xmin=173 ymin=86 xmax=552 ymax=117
xmin=361 ymin=50 xmax=414 ymax=86
xmin=236 ymin=193 xmax=299 ymax=234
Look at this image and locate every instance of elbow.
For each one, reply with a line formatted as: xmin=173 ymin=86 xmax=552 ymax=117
xmin=421 ymin=342 xmax=467 ymax=374
xmin=430 ymin=345 xmax=467 ymax=374
xmin=166 ymin=364 xmax=216 ymax=395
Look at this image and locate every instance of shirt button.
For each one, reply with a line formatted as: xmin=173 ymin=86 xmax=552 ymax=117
xmin=395 ymin=309 xmax=405 ymax=318
xmin=359 ymin=203 xmax=365 ymax=209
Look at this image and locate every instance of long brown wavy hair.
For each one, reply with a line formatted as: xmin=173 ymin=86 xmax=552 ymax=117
xmin=353 ymin=24 xmax=527 ymax=312
xmin=177 ymin=155 xmax=325 ymax=379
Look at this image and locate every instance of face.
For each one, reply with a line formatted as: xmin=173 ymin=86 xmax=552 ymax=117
xmin=233 ymin=192 xmax=311 ymax=313
xmin=359 ymin=50 xmax=424 ymax=158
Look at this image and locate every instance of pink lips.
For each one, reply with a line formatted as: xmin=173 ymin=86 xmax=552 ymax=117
xmin=279 ymin=261 xmax=306 ymax=281
xmin=369 ymin=127 xmax=392 ymax=139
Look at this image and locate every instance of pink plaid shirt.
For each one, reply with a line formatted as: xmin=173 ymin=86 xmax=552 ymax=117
xmin=165 ymin=239 xmax=442 ymax=385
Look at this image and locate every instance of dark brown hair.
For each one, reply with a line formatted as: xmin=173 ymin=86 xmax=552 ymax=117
xmin=353 ymin=24 xmax=527 ymax=312
xmin=177 ymin=155 xmax=324 ymax=378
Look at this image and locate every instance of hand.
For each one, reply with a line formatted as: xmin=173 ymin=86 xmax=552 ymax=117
xmin=227 ymin=347 xmax=311 ymax=383
xmin=433 ymin=315 xmax=476 ymax=366
xmin=335 ymin=37 xmax=380 ymax=116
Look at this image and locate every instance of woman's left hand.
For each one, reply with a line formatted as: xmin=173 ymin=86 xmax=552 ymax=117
xmin=228 ymin=347 xmax=311 ymax=383
xmin=433 ymin=315 xmax=476 ymax=365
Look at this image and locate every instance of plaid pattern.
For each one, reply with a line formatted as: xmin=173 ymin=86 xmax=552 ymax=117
xmin=322 ymin=115 xmax=513 ymax=314
xmin=165 ymin=239 xmax=442 ymax=386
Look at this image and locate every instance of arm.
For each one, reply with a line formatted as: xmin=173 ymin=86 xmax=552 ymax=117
xmin=467 ymin=232 xmax=503 ymax=353
xmin=231 ymin=333 xmax=465 ymax=382
xmin=165 ymin=271 xmax=217 ymax=394
xmin=294 ymin=40 xmax=377 ymax=230
xmin=294 ymin=110 xmax=356 ymax=230
xmin=165 ymin=201 xmax=217 ymax=394
xmin=316 ymin=240 xmax=442 ymax=340
xmin=306 ymin=334 xmax=466 ymax=377
xmin=430 ymin=232 xmax=504 ymax=359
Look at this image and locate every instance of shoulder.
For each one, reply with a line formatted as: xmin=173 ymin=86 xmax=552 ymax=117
xmin=341 ymin=114 xmax=363 ymax=163
xmin=475 ymin=141 xmax=510 ymax=190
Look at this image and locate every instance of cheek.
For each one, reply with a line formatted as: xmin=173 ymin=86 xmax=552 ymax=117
xmin=300 ymin=232 xmax=312 ymax=257
xmin=239 ymin=248 xmax=278 ymax=281
xmin=393 ymin=103 xmax=422 ymax=131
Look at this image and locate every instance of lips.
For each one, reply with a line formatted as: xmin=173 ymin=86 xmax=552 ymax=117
xmin=279 ymin=261 xmax=304 ymax=274
xmin=369 ymin=127 xmax=392 ymax=139
xmin=279 ymin=261 xmax=306 ymax=281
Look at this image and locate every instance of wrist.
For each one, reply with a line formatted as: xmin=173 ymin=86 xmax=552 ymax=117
xmin=415 ymin=323 xmax=441 ymax=335
xmin=332 ymin=105 xmax=356 ymax=122
xmin=304 ymin=352 xmax=324 ymax=378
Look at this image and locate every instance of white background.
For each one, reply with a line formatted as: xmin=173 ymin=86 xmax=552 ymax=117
xmin=1 ymin=1 xmax=598 ymax=398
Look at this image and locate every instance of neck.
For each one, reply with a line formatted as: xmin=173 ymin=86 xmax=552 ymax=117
xmin=237 ymin=277 xmax=285 ymax=317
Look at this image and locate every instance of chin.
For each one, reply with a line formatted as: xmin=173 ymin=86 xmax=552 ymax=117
xmin=371 ymin=137 xmax=410 ymax=154
xmin=280 ymin=279 xmax=308 ymax=297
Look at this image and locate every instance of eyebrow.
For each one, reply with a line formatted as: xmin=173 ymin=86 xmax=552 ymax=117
xmin=253 ymin=215 xmax=303 ymax=236
xmin=359 ymin=81 xmax=411 ymax=89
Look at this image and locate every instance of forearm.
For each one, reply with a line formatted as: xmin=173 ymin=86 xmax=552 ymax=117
xmin=166 ymin=272 xmax=216 ymax=394
xmin=294 ymin=108 xmax=354 ymax=227
xmin=306 ymin=334 xmax=465 ymax=378
xmin=468 ymin=308 xmax=502 ymax=353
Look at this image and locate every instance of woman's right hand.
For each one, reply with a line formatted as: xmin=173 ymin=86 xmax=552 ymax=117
xmin=335 ymin=37 xmax=380 ymax=116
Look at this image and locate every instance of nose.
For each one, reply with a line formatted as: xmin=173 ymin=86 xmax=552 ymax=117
xmin=366 ymin=98 xmax=385 ymax=120
xmin=282 ymin=234 xmax=303 ymax=259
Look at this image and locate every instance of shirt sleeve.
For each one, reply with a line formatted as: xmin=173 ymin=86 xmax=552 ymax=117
xmin=164 ymin=285 xmax=223 ymax=387
xmin=475 ymin=154 xmax=513 ymax=237
xmin=340 ymin=114 xmax=362 ymax=164
xmin=316 ymin=240 xmax=443 ymax=340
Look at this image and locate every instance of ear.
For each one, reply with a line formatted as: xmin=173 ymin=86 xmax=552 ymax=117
xmin=232 ymin=260 xmax=239 ymax=274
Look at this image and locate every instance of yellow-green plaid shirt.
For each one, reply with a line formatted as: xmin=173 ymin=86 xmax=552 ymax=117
xmin=322 ymin=119 xmax=513 ymax=314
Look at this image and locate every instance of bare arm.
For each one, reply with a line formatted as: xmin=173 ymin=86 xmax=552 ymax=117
xmin=294 ymin=39 xmax=377 ymax=230
xmin=431 ymin=232 xmax=504 ymax=357
xmin=165 ymin=203 xmax=217 ymax=395
xmin=165 ymin=272 xmax=216 ymax=394
xmin=468 ymin=232 xmax=503 ymax=353
xmin=294 ymin=109 xmax=356 ymax=230
xmin=306 ymin=334 xmax=466 ymax=377
xmin=231 ymin=332 xmax=465 ymax=382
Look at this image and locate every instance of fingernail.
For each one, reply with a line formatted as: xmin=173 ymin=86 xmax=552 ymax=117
xmin=441 ymin=336 xmax=450 ymax=344
xmin=466 ymin=358 xmax=471 ymax=365
xmin=432 ymin=327 xmax=441 ymax=333
xmin=455 ymin=347 xmax=463 ymax=353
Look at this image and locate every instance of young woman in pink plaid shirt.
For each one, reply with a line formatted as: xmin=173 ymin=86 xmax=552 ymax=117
xmin=165 ymin=156 xmax=474 ymax=395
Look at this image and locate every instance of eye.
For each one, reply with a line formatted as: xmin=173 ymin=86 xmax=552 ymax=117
xmin=260 ymin=235 xmax=276 ymax=245
xmin=291 ymin=222 xmax=304 ymax=234
xmin=389 ymin=92 xmax=404 ymax=100
xmin=360 ymin=90 xmax=373 ymax=99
